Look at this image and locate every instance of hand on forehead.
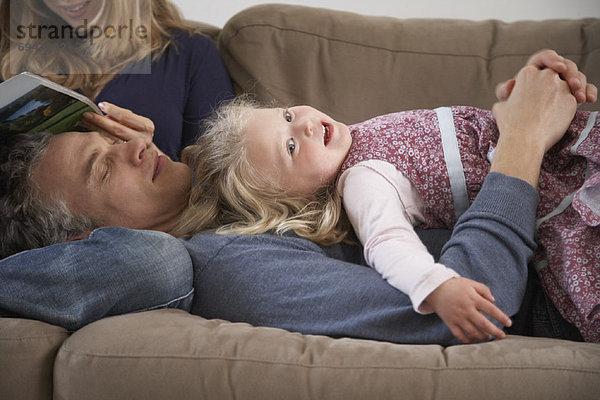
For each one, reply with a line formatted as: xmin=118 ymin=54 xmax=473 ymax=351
xmin=80 ymin=102 xmax=155 ymax=144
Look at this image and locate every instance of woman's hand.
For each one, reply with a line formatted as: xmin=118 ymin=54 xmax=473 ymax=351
xmin=425 ymin=277 xmax=511 ymax=344
xmin=496 ymin=49 xmax=597 ymax=104
xmin=81 ymin=102 xmax=155 ymax=143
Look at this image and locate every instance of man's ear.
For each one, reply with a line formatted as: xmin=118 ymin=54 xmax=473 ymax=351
xmin=67 ymin=230 xmax=93 ymax=242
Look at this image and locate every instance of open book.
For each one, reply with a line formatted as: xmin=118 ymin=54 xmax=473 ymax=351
xmin=0 ymin=72 xmax=102 ymax=135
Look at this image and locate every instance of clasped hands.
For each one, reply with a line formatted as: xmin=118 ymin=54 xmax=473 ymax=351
xmin=426 ymin=49 xmax=597 ymax=344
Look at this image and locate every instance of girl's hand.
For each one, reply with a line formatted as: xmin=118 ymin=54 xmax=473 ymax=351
xmin=495 ymin=49 xmax=597 ymax=104
xmin=425 ymin=277 xmax=512 ymax=344
xmin=81 ymin=102 xmax=155 ymax=143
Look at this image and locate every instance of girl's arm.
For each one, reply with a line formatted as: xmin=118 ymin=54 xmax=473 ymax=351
xmin=341 ymin=161 xmax=511 ymax=343
xmin=339 ymin=161 xmax=461 ymax=313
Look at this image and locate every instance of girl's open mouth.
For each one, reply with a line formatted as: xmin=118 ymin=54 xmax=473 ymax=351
xmin=322 ymin=123 xmax=331 ymax=146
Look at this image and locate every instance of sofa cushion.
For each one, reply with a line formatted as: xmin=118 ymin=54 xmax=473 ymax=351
xmin=0 ymin=227 xmax=194 ymax=331
xmin=0 ymin=318 xmax=69 ymax=400
xmin=54 ymin=309 xmax=600 ymax=400
xmin=219 ymin=4 xmax=600 ymax=124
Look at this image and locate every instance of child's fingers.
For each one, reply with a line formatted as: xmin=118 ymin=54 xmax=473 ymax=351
xmin=463 ymin=319 xmax=494 ymax=342
xmin=454 ymin=306 xmax=506 ymax=342
xmin=473 ymin=282 xmax=495 ymax=303
xmin=449 ymin=313 xmax=504 ymax=344
xmin=451 ymin=316 xmax=495 ymax=343
xmin=472 ymin=282 xmax=513 ymax=328
xmin=471 ymin=312 xmax=506 ymax=340
xmin=477 ymin=296 xmax=512 ymax=328
xmin=448 ymin=323 xmax=474 ymax=344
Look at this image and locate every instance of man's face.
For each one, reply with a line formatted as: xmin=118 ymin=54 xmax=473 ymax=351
xmin=33 ymin=131 xmax=192 ymax=233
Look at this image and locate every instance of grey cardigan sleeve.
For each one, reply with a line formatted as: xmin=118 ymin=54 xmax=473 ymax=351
xmin=437 ymin=172 xmax=539 ymax=317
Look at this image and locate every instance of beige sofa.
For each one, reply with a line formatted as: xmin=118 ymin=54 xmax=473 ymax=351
xmin=1 ymin=4 xmax=599 ymax=399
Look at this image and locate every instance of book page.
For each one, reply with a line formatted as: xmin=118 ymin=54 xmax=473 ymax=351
xmin=0 ymin=72 xmax=101 ymax=134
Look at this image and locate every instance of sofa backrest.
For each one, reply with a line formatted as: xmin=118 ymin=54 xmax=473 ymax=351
xmin=218 ymin=4 xmax=600 ymax=124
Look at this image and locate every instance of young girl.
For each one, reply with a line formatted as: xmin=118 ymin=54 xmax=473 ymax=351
xmin=0 ymin=0 xmax=233 ymax=159
xmin=176 ymin=95 xmax=599 ymax=342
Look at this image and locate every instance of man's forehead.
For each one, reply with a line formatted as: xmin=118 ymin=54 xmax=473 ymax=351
xmin=47 ymin=131 xmax=89 ymax=161
xmin=37 ymin=132 xmax=92 ymax=183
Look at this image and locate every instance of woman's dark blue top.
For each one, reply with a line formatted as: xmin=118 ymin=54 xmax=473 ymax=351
xmin=96 ymin=30 xmax=233 ymax=160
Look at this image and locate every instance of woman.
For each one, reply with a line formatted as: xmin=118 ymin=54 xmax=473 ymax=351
xmin=0 ymin=0 xmax=233 ymax=159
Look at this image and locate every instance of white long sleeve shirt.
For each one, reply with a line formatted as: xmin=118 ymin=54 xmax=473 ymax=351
xmin=337 ymin=159 xmax=459 ymax=314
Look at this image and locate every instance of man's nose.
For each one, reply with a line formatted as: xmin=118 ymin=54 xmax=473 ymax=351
xmin=118 ymin=137 xmax=151 ymax=166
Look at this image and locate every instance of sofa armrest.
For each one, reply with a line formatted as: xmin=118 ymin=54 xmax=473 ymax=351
xmin=53 ymin=309 xmax=600 ymax=400
xmin=0 ymin=318 xmax=69 ymax=400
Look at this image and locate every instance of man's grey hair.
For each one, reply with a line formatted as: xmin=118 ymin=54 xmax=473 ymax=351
xmin=0 ymin=131 xmax=99 ymax=259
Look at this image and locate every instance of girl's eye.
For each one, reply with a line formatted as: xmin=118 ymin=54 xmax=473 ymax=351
xmin=287 ymin=138 xmax=296 ymax=155
xmin=285 ymin=110 xmax=292 ymax=123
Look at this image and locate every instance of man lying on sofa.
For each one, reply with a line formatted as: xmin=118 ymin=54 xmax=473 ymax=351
xmin=0 ymin=50 xmax=597 ymax=345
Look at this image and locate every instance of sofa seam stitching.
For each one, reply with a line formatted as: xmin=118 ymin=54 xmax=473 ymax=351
xmin=57 ymin=348 xmax=600 ymax=373
xmin=224 ymin=23 xmax=597 ymax=61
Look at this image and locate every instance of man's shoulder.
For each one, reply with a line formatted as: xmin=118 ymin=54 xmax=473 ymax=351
xmin=181 ymin=231 xmax=323 ymax=258
xmin=180 ymin=231 xmax=365 ymax=268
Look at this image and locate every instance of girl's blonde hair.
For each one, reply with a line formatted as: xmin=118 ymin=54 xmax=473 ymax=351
xmin=1 ymin=0 xmax=194 ymax=98
xmin=174 ymin=97 xmax=353 ymax=246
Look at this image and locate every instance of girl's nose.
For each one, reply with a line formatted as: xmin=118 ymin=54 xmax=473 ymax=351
xmin=301 ymin=119 xmax=314 ymax=137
